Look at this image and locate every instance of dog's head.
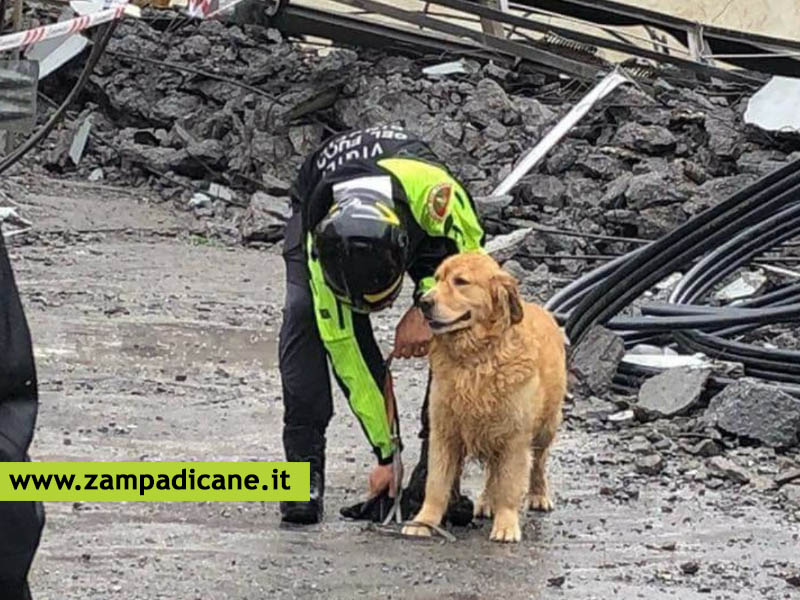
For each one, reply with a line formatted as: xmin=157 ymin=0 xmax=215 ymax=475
xmin=418 ymin=251 xmax=524 ymax=335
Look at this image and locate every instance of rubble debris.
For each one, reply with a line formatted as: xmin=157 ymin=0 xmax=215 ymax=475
xmin=634 ymin=367 xmax=710 ymax=421
xmin=568 ymin=325 xmax=625 ymax=397
xmin=568 ymin=395 xmax=617 ymax=422
xmin=608 ymin=409 xmax=634 ymax=424
xmin=485 ymin=227 xmax=532 ymax=263
xmin=628 ymin=435 xmax=652 ymax=454
xmin=681 ymin=439 xmax=721 ymax=458
xmin=519 ymin=174 xmax=566 ymax=208
xmin=237 ymin=192 xmax=289 ymax=244
xmin=707 ymin=456 xmax=751 ymax=484
xmin=775 ymin=468 xmax=800 ymax=487
xmin=782 ymin=485 xmax=800 ymax=509
xmin=474 ymin=194 xmax=513 ymax=219
xmin=636 ymin=453 xmax=665 ymax=475
xmin=680 ymin=561 xmax=700 ymax=576
xmin=704 ymin=380 xmax=800 ymax=449
xmin=612 ymin=122 xmax=677 ymax=155
xmin=714 ymin=270 xmax=767 ymax=302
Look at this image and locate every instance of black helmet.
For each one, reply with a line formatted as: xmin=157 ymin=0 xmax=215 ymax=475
xmin=313 ymin=187 xmax=409 ymax=314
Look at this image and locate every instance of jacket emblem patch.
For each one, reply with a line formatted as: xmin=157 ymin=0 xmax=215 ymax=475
xmin=427 ymin=183 xmax=452 ymax=221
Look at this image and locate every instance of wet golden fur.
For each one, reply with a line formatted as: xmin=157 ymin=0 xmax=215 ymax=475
xmin=402 ymin=252 xmax=567 ymax=543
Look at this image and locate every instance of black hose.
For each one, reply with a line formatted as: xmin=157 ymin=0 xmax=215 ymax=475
xmin=564 ymin=161 xmax=800 ymax=344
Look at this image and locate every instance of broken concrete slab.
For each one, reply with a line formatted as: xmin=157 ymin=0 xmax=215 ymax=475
xmin=462 ymin=78 xmax=515 ymax=128
xmin=485 ymin=227 xmax=531 ymax=263
xmin=474 ymin=194 xmax=513 ymax=219
xmin=568 ymin=325 xmax=625 ymax=397
xmin=520 ymin=174 xmax=566 ymax=208
xmin=707 ymin=456 xmax=751 ymax=484
xmin=612 ymin=122 xmax=677 ymax=155
xmin=704 ymin=380 xmax=800 ymax=449
xmin=635 ymin=367 xmax=710 ymax=421
xmin=237 ymin=192 xmax=289 ymax=244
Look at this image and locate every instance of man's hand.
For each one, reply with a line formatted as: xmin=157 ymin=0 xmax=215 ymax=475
xmin=368 ymin=460 xmax=403 ymax=498
xmin=394 ymin=306 xmax=433 ymax=359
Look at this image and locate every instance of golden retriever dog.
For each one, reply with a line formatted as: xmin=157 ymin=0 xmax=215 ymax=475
xmin=401 ymin=251 xmax=567 ymax=543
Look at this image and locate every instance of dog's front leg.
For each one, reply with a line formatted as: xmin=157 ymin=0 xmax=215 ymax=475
xmin=486 ymin=439 xmax=531 ymax=543
xmin=402 ymin=429 xmax=461 ymax=538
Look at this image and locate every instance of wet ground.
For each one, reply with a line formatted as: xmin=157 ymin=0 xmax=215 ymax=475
xmin=4 ymin=175 xmax=799 ymax=599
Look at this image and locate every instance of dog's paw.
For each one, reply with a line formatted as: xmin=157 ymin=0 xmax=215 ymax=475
xmin=474 ymin=496 xmax=493 ymax=519
xmin=527 ymin=493 xmax=554 ymax=512
xmin=490 ymin=516 xmax=521 ymax=543
xmin=402 ymin=522 xmax=433 ymax=538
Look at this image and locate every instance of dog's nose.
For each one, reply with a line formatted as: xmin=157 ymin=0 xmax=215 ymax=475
xmin=418 ymin=296 xmax=434 ymax=316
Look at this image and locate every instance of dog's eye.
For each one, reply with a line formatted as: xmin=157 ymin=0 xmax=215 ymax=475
xmin=453 ymin=277 xmax=469 ymax=286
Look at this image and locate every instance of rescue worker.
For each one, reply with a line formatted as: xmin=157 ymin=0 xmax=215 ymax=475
xmin=0 ymin=231 xmax=45 ymax=599
xmin=278 ymin=125 xmax=486 ymax=525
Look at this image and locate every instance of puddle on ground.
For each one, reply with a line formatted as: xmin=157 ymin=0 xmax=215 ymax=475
xmin=39 ymin=320 xmax=278 ymax=371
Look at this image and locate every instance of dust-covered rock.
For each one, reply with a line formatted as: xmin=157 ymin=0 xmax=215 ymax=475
xmin=568 ymin=325 xmax=625 ymax=397
xmin=636 ymin=453 xmax=665 ymax=475
xmin=612 ymin=122 xmax=677 ymax=155
xmin=704 ymin=380 xmax=800 ymax=449
xmin=635 ymin=367 xmax=710 ymax=421
xmin=486 ymin=228 xmax=532 ymax=263
xmin=237 ymin=192 xmax=290 ymax=243
xmin=707 ymin=456 xmax=751 ymax=484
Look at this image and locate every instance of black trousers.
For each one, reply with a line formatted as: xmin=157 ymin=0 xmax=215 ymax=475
xmin=0 ymin=234 xmax=45 ymax=600
xmin=278 ymin=206 xmax=430 ymax=467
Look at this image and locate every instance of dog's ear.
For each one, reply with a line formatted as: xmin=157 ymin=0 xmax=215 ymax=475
xmin=492 ymin=270 xmax=524 ymax=325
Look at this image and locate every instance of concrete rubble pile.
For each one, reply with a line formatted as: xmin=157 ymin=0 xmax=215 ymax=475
xmin=28 ymin=14 xmax=800 ymax=267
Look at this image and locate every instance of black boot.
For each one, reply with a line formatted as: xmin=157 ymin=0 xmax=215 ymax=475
xmin=401 ymin=438 xmax=474 ymax=527
xmin=280 ymin=425 xmax=325 ymax=525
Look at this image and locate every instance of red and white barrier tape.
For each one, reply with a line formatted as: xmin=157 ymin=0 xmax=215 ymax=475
xmin=0 ymin=3 xmax=133 ymax=53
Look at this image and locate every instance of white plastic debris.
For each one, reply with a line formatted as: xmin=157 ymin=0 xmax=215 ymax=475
xmin=188 ymin=193 xmax=212 ymax=208
xmin=622 ymin=352 xmax=708 ymax=370
xmin=744 ymin=76 xmax=800 ymax=133
xmin=608 ymin=409 xmax=634 ymax=423
xmin=422 ymin=60 xmax=468 ymax=78
xmin=655 ymin=272 xmax=683 ymax=291
xmin=714 ymin=270 xmax=767 ymax=302
xmin=88 ymin=168 xmax=104 ymax=182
